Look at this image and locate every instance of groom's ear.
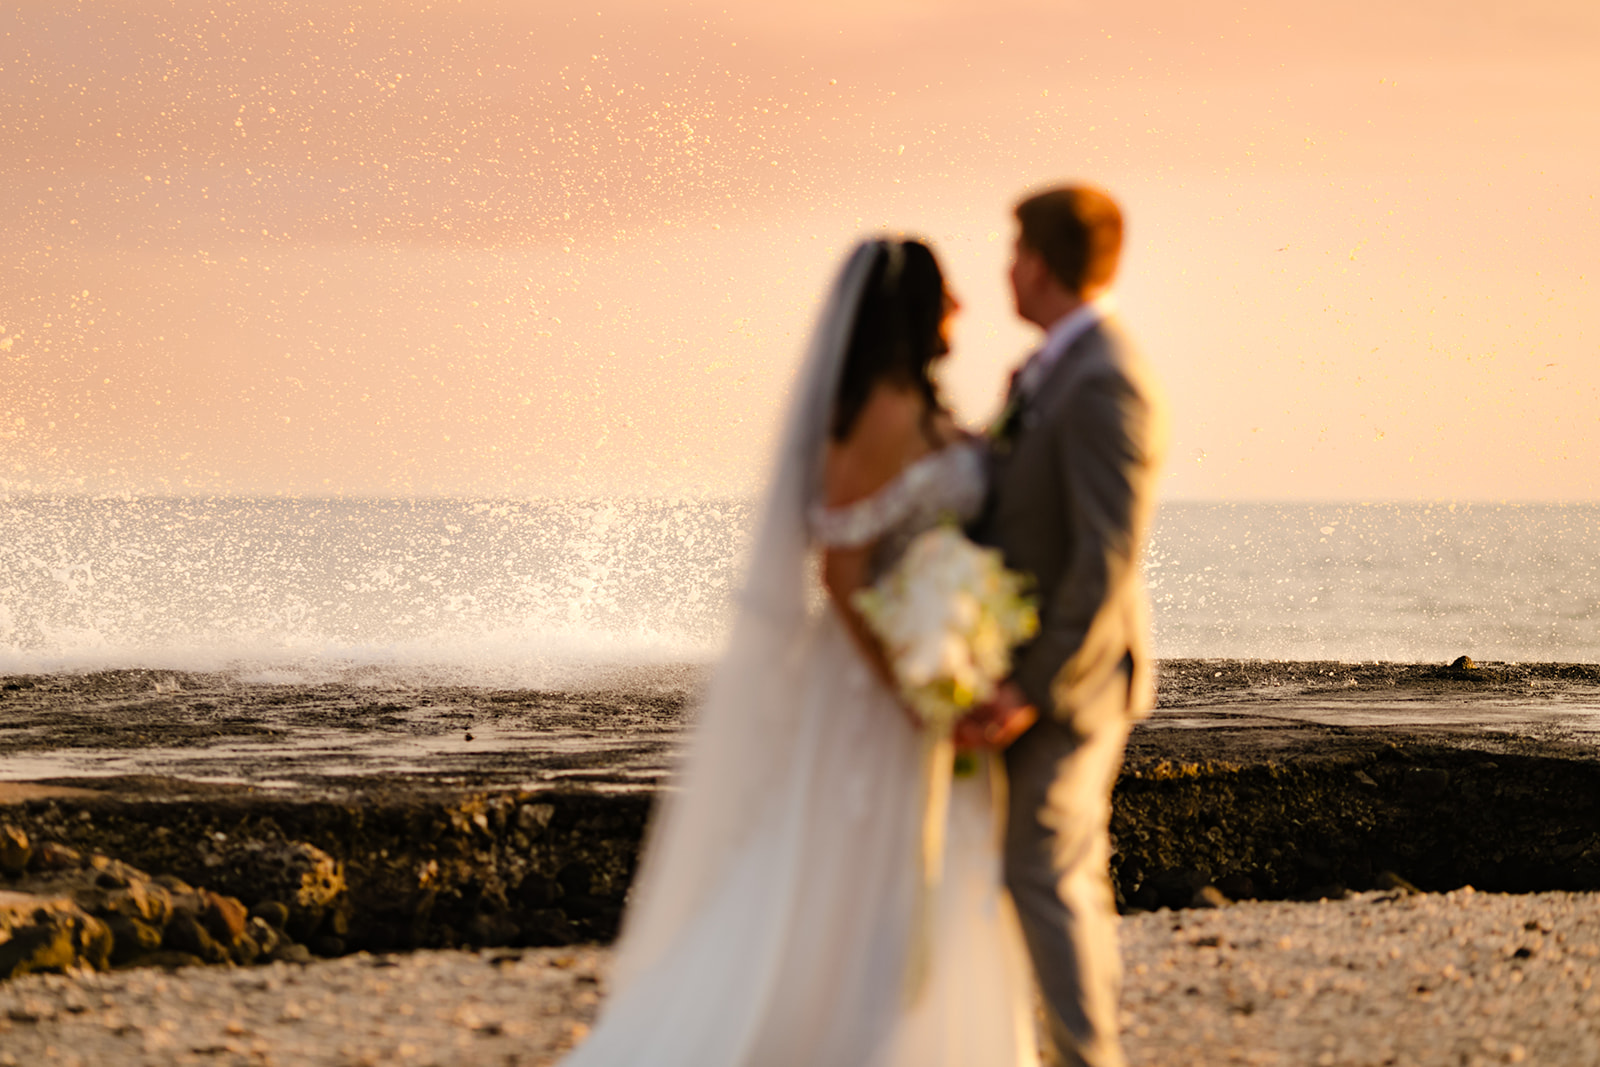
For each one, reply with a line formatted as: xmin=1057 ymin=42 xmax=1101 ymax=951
xmin=1015 ymin=243 xmax=1044 ymax=278
xmin=1011 ymin=241 xmax=1051 ymax=299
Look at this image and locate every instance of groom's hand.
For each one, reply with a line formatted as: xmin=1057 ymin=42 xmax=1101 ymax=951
xmin=954 ymin=682 xmax=1037 ymax=751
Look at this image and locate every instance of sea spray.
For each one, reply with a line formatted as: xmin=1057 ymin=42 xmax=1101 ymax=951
xmin=2 ymin=498 xmax=1597 ymax=680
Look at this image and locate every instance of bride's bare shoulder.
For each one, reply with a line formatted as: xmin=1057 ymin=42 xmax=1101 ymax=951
xmin=821 ymin=382 xmax=926 ymax=509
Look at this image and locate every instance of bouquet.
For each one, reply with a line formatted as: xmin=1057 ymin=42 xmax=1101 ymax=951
xmin=852 ymin=524 xmax=1039 ymax=736
xmin=850 ymin=524 xmax=1039 ymax=1003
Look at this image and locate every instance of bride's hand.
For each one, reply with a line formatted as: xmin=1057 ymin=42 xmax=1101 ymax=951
xmin=953 ymin=682 xmax=1037 ymax=750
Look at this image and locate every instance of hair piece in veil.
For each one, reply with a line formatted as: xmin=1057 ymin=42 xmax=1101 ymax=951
xmin=604 ymin=240 xmax=887 ymax=996
xmin=880 ymin=239 xmax=906 ymax=295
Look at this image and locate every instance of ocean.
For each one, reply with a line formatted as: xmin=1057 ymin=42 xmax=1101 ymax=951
xmin=1 ymin=497 xmax=1596 ymax=684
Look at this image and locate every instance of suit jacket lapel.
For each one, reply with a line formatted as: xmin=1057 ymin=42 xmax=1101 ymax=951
xmin=1020 ymin=317 xmax=1106 ymax=431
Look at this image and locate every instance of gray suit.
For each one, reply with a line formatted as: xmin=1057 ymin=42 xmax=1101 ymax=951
xmin=974 ymin=314 xmax=1166 ymax=1067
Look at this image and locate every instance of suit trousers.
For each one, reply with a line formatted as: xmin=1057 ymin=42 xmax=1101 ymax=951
xmin=1003 ymin=671 xmax=1132 ymax=1067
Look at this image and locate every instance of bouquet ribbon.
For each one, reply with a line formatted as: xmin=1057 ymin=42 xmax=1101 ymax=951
xmin=903 ymin=730 xmax=955 ymax=1006
xmin=903 ymin=736 xmax=1011 ymax=1007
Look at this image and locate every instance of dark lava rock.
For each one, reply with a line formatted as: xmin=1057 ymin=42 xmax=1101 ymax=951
xmin=517 ymin=803 xmax=556 ymax=836
xmin=514 ymin=874 xmax=561 ymax=909
xmin=250 ymin=900 xmax=290 ymax=930
xmin=2 ymin=835 xmax=274 ymax=976
xmin=201 ymin=890 xmax=249 ymax=946
xmin=154 ymin=873 xmax=195 ymax=895
xmin=1298 ymin=883 xmax=1352 ymax=902
xmin=247 ymin=916 xmax=282 ymax=956
xmin=0 ymin=892 xmax=112 ymax=978
xmin=466 ymin=913 xmax=520 ymax=948
xmin=29 ymin=842 xmax=82 ymax=873
xmin=284 ymin=904 xmax=326 ymax=943
xmin=0 ymin=918 xmax=76 ymax=979
xmin=1150 ymin=868 xmax=1210 ymax=911
xmin=0 ymin=824 xmax=31 ymax=877
xmin=1374 ymin=870 xmax=1420 ymax=894
xmin=163 ymin=912 xmax=230 ymax=965
xmin=94 ymin=869 xmax=130 ymax=890
xmin=1402 ymin=767 xmax=1451 ymax=802
xmin=222 ymin=840 xmax=345 ymax=914
xmin=1128 ymin=885 xmax=1161 ymax=912
xmin=1299 ymin=850 xmax=1335 ymax=878
xmin=519 ymin=908 xmax=577 ymax=945
xmin=1214 ymin=873 xmax=1257 ymax=901
xmin=360 ymin=922 xmax=403 ymax=954
xmin=324 ymin=904 xmax=351 ymax=938
xmin=556 ymin=862 xmax=596 ymax=898
xmin=311 ymin=934 xmax=345 ymax=957
xmin=1 ymin=788 xmax=654 ymax=958
xmin=79 ymin=916 xmax=113 ymax=971
xmin=269 ymin=942 xmax=313 ymax=964
xmin=232 ymin=931 xmax=263 ymax=965
xmin=1450 ymin=656 xmax=1478 ymax=671
xmin=106 ymin=915 xmax=163 ymax=965
xmin=101 ymin=877 xmax=173 ymax=927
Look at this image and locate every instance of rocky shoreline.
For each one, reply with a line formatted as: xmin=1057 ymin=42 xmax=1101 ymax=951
xmin=0 ymin=830 xmax=330 ymax=978
xmin=0 ymin=789 xmax=648 ymax=979
xmin=1 ymin=659 xmax=1598 ymax=980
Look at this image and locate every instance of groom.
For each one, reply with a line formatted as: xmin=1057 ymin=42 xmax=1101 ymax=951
xmin=963 ymin=184 xmax=1167 ymax=1067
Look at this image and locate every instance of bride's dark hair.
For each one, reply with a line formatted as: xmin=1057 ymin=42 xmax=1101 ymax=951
xmin=830 ymin=239 xmax=950 ymax=442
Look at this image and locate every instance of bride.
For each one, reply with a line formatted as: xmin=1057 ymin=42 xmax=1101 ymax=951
xmin=562 ymin=239 xmax=1040 ymax=1066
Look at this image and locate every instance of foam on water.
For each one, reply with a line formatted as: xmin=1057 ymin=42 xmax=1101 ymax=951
xmin=0 ymin=496 xmax=749 ymax=687
xmin=2 ymin=496 xmax=1596 ymax=682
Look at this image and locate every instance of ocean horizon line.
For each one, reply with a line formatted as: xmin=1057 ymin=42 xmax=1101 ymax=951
xmin=5 ymin=490 xmax=1600 ymax=508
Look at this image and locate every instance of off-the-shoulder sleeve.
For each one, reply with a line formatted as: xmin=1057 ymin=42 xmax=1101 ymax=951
xmin=807 ymin=458 xmax=939 ymax=548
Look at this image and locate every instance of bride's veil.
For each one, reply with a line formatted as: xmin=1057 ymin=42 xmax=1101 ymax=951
xmin=608 ymin=240 xmax=884 ymax=992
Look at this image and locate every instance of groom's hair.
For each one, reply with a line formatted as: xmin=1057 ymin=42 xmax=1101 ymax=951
xmin=1014 ymin=185 xmax=1123 ymax=295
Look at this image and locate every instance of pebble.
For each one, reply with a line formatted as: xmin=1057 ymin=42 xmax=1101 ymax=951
xmin=0 ymin=891 xmax=1597 ymax=1065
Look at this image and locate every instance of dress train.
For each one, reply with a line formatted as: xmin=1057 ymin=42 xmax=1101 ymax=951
xmin=564 ymin=613 xmax=1039 ymax=1066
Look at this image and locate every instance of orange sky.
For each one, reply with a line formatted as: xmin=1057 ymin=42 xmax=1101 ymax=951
xmin=2 ymin=0 xmax=1597 ymax=499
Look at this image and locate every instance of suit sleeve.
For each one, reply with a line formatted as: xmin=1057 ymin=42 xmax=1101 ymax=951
xmin=1012 ymin=368 xmax=1154 ymax=719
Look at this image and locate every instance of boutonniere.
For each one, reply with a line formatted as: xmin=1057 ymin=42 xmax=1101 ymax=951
xmin=989 ymin=393 xmax=1024 ymax=450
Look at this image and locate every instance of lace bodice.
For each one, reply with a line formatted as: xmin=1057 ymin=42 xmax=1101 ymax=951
xmin=808 ymin=439 xmax=988 ymax=578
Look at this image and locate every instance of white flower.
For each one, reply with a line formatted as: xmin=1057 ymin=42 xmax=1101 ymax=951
xmin=853 ymin=525 xmax=1039 ymax=734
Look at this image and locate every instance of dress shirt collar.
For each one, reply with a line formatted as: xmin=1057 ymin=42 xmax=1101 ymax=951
xmin=1015 ymin=292 xmax=1117 ymax=398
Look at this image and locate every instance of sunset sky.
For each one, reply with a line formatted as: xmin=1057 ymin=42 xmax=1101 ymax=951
xmin=2 ymin=0 xmax=1596 ymax=500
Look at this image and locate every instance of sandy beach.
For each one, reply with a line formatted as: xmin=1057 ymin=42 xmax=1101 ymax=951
xmin=2 ymin=887 xmax=1597 ymax=1066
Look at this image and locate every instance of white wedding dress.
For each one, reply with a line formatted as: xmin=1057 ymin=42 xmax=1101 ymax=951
xmin=561 ymin=243 xmax=1040 ymax=1067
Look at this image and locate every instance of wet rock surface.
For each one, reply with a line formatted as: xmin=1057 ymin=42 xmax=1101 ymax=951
xmin=0 ymin=665 xmax=692 ymax=793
